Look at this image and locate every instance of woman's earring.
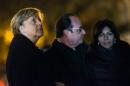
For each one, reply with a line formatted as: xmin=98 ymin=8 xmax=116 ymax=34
xmin=113 ymin=39 xmax=116 ymax=44
xmin=98 ymin=42 xmax=100 ymax=45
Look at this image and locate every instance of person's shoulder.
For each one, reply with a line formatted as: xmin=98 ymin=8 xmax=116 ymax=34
xmin=9 ymin=36 xmax=23 ymax=49
xmin=43 ymin=45 xmax=58 ymax=57
xmin=117 ymin=40 xmax=130 ymax=47
xmin=114 ymin=40 xmax=130 ymax=52
xmin=76 ymin=42 xmax=88 ymax=49
xmin=10 ymin=34 xmax=31 ymax=46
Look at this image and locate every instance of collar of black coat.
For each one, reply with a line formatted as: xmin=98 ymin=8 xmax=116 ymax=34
xmin=13 ymin=34 xmax=38 ymax=49
xmin=52 ymin=39 xmax=77 ymax=51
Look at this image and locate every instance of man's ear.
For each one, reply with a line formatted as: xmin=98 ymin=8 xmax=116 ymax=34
xmin=63 ymin=29 xmax=71 ymax=37
xmin=63 ymin=30 xmax=68 ymax=35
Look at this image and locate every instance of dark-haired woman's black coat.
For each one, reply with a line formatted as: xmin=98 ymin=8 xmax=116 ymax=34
xmin=6 ymin=34 xmax=45 ymax=86
xmin=87 ymin=40 xmax=130 ymax=86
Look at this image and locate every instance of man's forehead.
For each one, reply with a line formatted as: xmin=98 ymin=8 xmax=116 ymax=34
xmin=70 ymin=16 xmax=82 ymax=28
xmin=70 ymin=16 xmax=79 ymax=21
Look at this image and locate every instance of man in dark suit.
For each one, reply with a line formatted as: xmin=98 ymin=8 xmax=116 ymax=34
xmin=42 ymin=13 xmax=88 ymax=86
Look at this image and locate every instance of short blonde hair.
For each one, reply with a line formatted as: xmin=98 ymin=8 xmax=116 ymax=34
xmin=10 ymin=7 xmax=44 ymax=35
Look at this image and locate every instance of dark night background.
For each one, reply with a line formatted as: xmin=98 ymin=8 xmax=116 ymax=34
xmin=0 ymin=0 xmax=130 ymax=85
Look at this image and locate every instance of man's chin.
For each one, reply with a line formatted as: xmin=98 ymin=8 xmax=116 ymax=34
xmin=75 ymin=41 xmax=82 ymax=47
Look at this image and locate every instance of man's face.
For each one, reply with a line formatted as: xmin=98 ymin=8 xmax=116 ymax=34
xmin=21 ymin=16 xmax=43 ymax=39
xmin=67 ymin=16 xmax=86 ymax=47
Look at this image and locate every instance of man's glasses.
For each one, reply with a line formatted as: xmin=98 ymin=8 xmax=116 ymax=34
xmin=68 ymin=26 xmax=84 ymax=33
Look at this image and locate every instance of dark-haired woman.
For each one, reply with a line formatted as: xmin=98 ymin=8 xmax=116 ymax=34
xmin=87 ymin=19 xmax=130 ymax=86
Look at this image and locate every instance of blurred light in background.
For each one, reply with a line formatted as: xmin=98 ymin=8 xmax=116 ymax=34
xmin=1 ymin=0 xmax=130 ymax=85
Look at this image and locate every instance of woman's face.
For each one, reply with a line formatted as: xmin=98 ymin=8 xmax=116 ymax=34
xmin=98 ymin=26 xmax=114 ymax=49
xmin=20 ymin=16 xmax=43 ymax=41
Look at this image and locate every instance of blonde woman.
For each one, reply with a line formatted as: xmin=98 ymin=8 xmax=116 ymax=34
xmin=6 ymin=7 xmax=46 ymax=86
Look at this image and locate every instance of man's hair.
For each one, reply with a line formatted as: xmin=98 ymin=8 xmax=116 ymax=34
xmin=55 ymin=13 xmax=76 ymax=38
xmin=10 ymin=7 xmax=44 ymax=36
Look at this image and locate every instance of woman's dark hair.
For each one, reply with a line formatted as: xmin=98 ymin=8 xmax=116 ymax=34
xmin=55 ymin=13 xmax=76 ymax=38
xmin=91 ymin=19 xmax=120 ymax=46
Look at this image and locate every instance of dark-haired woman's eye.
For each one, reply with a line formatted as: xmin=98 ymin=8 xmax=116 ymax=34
xmin=107 ymin=32 xmax=113 ymax=36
